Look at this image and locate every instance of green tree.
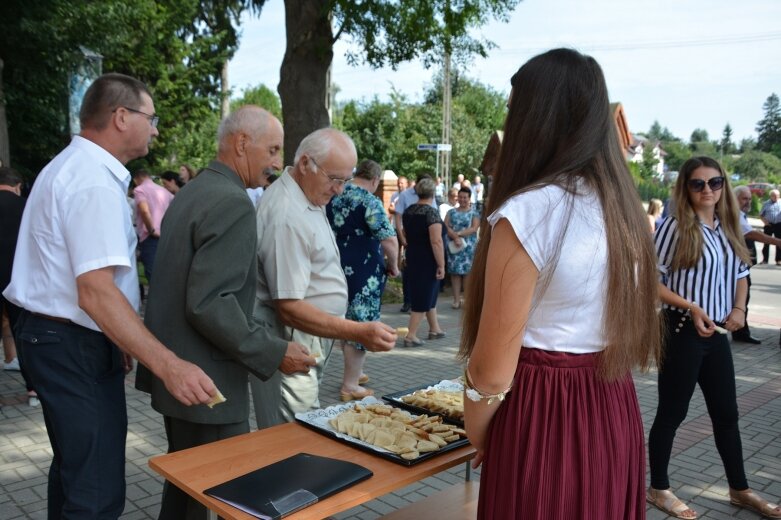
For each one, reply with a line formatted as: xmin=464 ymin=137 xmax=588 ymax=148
xmin=663 ymin=141 xmax=691 ymax=172
xmin=639 ymin=144 xmax=659 ymax=179
xmin=335 ymin=74 xmax=506 ymax=182
xmin=248 ymin=0 xmax=520 ymax=164
xmin=647 ymin=121 xmax=663 ymax=141
xmin=738 ymin=137 xmax=757 ymax=153
xmin=689 ymin=128 xmax=709 ymax=150
xmin=0 ymin=0 xmax=245 ymax=176
xmin=720 ymin=123 xmax=734 ymax=155
xmin=733 ymin=150 xmax=781 ymax=180
xmin=231 ymin=84 xmax=282 ymax=118
xmin=756 ymin=93 xmax=781 ymax=157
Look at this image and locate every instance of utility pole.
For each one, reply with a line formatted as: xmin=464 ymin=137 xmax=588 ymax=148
xmin=220 ymin=61 xmax=230 ymax=119
xmin=441 ymin=52 xmax=452 ymax=189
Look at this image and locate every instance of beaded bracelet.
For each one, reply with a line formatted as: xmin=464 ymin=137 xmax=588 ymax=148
xmin=462 ymin=365 xmax=513 ymax=405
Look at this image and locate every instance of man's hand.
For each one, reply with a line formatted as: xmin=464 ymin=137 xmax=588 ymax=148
xmin=356 ymin=322 xmax=397 ymax=352
xmin=279 ymin=342 xmax=317 ymax=375
xmin=160 ymin=358 xmax=216 ymax=406
xmin=435 ymin=266 xmax=445 ymax=280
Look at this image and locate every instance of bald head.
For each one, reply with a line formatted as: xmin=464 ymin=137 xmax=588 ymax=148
xmin=217 ymin=105 xmax=283 ymax=188
xmin=292 ymin=128 xmax=358 ymax=207
xmin=293 ymin=127 xmax=357 ymax=166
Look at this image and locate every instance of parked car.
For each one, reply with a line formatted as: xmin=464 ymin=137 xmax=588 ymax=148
xmin=747 ymin=182 xmax=775 ymax=197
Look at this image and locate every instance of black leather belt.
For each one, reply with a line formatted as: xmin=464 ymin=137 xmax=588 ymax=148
xmin=31 ymin=312 xmax=73 ymax=325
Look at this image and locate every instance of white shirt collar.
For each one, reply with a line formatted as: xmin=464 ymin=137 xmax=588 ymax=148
xmin=71 ymin=135 xmax=131 ymax=186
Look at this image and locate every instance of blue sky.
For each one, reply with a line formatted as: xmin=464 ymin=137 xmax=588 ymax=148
xmin=229 ymin=0 xmax=781 ymax=143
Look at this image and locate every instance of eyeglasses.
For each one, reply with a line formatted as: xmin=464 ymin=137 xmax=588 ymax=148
xmin=310 ymin=157 xmax=355 ymax=187
xmin=114 ymin=106 xmax=159 ymax=128
xmin=687 ymin=176 xmax=725 ymax=193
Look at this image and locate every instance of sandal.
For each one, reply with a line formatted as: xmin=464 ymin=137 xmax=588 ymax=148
xmin=730 ymin=489 xmax=781 ymax=519
xmin=340 ymin=388 xmax=374 ymax=402
xmin=403 ymin=337 xmax=425 ymax=347
xmin=646 ymin=487 xmax=698 ymax=519
xmin=358 ymin=374 xmax=370 ymax=385
xmin=428 ymin=331 xmax=446 ymax=339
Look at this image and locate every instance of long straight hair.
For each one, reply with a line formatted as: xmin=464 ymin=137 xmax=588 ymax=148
xmin=458 ymin=48 xmax=661 ymax=380
xmin=671 ymin=156 xmax=750 ymax=270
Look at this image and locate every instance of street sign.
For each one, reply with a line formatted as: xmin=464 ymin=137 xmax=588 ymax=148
xmin=417 ymin=143 xmax=452 ymax=151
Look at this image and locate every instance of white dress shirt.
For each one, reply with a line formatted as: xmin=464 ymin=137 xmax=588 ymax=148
xmin=3 ymin=136 xmax=140 ymax=331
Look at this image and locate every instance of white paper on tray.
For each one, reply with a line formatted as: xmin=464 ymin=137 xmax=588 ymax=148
xmin=390 ymin=379 xmax=464 ymax=400
xmin=295 ymin=397 xmax=417 ymax=456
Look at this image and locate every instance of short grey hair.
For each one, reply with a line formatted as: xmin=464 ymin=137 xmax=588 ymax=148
xmin=733 ymin=185 xmax=750 ymax=197
xmin=217 ymin=106 xmax=271 ymax=152
xmin=293 ymin=128 xmax=356 ymax=170
xmin=415 ymin=177 xmax=436 ymax=199
xmin=771 ymin=189 xmax=780 ymax=197
xmin=355 ymin=159 xmax=382 ymax=181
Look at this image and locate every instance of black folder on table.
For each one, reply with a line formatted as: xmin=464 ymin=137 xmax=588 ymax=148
xmin=204 ymin=452 xmax=373 ymax=519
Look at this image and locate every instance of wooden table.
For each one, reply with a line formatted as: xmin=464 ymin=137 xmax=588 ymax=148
xmin=149 ymin=422 xmax=475 ymax=519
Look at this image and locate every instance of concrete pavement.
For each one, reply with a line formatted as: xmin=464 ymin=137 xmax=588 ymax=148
xmin=1 ymin=265 xmax=779 ymax=519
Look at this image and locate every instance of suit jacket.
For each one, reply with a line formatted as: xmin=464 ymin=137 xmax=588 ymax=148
xmin=136 ymin=160 xmax=288 ymax=424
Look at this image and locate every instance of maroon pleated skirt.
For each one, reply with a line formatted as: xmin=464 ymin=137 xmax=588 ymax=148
xmin=478 ymin=348 xmax=645 ymax=520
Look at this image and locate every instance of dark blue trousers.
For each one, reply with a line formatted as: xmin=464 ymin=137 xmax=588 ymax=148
xmin=16 ymin=311 xmax=127 ymax=519
xmin=139 ymin=236 xmax=159 ymax=282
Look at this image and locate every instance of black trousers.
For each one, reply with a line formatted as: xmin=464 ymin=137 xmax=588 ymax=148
xmin=158 ymin=416 xmax=249 ymax=520
xmin=16 ymin=311 xmax=127 ymax=519
xmin=761 ymin=222 xmax=781 ymax=262
xmin=648 ymin=310 xmax=748 ymax=491
xmin=733 ymin=274 xmax=752 ymax=338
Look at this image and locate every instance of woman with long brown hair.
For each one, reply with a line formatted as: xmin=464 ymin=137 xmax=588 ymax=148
xmin=459 ymin=48 xmax=661 ymax=519
xmin=647 ymin=156 xmax=781 ymax=519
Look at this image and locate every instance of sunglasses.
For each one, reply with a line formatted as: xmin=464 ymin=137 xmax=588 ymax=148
xmin=687 ymin=176 xmax=724 ymax=193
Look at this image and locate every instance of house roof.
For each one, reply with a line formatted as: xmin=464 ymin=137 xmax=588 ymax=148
xmin=611 ymin=102 xmax=633 ymax=151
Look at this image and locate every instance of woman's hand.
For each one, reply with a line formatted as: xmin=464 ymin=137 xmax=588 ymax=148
xmin=724 ymin=308 xmax=746 ymax=331
xmin=455 ymin=237 xmax=464 ymax=247
xmin=471 ymin=449 xmax=485 ymax=469
xmin=691 ymin=305 xmax=716 ymax=337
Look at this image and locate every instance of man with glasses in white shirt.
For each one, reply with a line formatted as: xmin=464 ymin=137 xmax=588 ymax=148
xmin=3 ymin=73 xmax=216 ymax=519
xmin=251 ymin=128 xmax=397 ymax=429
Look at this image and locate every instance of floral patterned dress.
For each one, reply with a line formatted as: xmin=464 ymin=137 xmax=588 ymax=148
xmin=326 ymin=184 xmax=396 ymax=338
xmin=446 ymin=207 xmax=479 ymax=275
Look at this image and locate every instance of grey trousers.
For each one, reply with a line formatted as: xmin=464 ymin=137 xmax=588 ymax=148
xmin=249 ymin=306 xmax=334 ymax=429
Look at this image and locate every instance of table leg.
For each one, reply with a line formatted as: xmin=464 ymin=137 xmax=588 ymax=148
xmin=207 ymin=509 xmax=217 ymax=520
xmin=464 ymin=461 xmax=471 ymax=482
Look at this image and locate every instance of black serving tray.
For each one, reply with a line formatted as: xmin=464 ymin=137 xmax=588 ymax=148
xmin=382 ymin=383 xmax=465 ymax=427
xmin=294 ymin=399 xmax=469 ymax=466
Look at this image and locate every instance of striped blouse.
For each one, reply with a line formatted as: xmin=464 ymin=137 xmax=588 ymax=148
xmin=654 ymin=216 xmax=748 ymax=322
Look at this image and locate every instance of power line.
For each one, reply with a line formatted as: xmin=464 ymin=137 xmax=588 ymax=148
xmin=495 ymin=31 xmax=781 ymax=54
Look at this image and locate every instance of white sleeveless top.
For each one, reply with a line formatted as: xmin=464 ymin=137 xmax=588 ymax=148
xmin=488 ymin=183 xmax=608 ymax=353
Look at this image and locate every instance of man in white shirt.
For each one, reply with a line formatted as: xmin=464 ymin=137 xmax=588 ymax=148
xmin=733 ymin=186 xmax=781 ymax=344
xmin=3 ymin=73 xmax=216 ymax=519
xmin=251 ymin=128 xmax=397 ymax=428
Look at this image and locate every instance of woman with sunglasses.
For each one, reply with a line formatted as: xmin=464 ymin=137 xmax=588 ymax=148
xmin=648 ymin=156 xmax=781 ymax=519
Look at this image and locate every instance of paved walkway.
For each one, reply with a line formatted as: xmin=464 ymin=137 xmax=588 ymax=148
xmin=1 ymin=266 xmax=779 ymax=519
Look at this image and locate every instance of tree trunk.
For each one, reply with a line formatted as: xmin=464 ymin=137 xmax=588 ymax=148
xmin=0 ymin=58 xmax=10 ymax=167
xmin=279 ymin=0 xmax=333 ymax=166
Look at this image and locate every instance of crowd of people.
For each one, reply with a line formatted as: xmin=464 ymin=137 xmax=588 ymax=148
xmin=0 ymin=50 xmax=780 ymax=520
